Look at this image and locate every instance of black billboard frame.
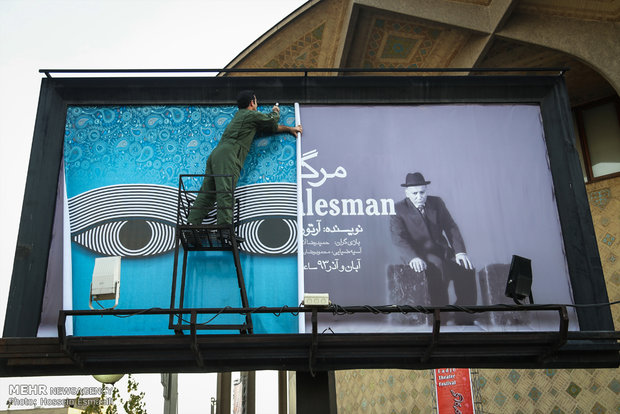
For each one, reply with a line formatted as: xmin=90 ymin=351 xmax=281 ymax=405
xmin=2 ymin=74 xmax=617 ymax=373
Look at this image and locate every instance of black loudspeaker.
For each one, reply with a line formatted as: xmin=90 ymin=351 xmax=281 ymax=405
xmin=505 ymin=255 xmax=533 ymax=304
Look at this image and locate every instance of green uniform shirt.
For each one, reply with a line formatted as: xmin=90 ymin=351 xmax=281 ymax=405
xmin=187 ymin=108 xmax=281 ymax=226
xmin=218 ymin=108 xmax=280 ymax=165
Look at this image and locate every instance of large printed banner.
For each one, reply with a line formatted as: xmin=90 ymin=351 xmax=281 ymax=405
xmin=434 ymin=368 xmax=476 ymax=414
xmin=57 ymin=103 xmax=579 ymax=336
xmin=300 ymin=105 xmax=578 ymax=333
xmin=63 ymin=105 xmax=299 ymax=335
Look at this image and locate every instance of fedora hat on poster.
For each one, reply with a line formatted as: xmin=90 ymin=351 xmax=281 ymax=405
xmin=401 ymin=172 xmax=431 ymax=187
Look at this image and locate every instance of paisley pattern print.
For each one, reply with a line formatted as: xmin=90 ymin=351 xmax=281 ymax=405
xmin=64 ymin=105 xmax=297 ymax=198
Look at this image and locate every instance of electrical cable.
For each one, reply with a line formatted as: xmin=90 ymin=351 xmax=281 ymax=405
xmin=81 ymin=300 xmax=620 ymax=321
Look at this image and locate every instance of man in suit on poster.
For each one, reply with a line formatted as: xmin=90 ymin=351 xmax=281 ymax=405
xmin=390 ymin=172 xmax=477 ymax=313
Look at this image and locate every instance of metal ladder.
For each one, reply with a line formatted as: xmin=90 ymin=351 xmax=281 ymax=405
xmin=169 ymin=174 xmax=252 ymax=334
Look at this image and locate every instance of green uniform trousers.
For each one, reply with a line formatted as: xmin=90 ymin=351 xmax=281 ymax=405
xmin=187 ymin=141 xmax=243 ymax=226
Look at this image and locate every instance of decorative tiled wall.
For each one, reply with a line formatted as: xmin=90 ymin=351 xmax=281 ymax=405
xmin=335 ymin=176 xmax=620 ymax=413
xmin=336 ymin=369 xmax=435 ymax=414
xmin=587 ymin=176 xmax=620 ymax=327
xmin=475 ymin=368 xmax=619 ymax=414
xmin=336 ymin=368 xmax=620 ymax=413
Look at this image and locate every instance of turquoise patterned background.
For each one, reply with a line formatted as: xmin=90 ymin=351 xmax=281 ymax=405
xmin=63 ymin=104 xmax=299 ymax=335
xmin=64 ymin=105 xmax=297 ymax=197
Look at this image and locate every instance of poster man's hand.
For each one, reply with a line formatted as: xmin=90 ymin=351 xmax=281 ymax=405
xmin=455 ymin=253 xmax=473 ymax=270
xmin=409 ymin=257 xmax=426 ymax=273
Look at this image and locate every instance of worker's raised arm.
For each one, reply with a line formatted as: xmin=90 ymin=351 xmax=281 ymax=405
xmin=277 ymin=124 xmax=302 ymax=137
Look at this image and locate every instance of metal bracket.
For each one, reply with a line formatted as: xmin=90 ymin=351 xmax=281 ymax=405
xmin=56 ymin=311 xmax=84 ymax=368
xmin=309 ymin=308 xmax=319 ymax=376
xmin=422 ymin=309 xmax=441 ymax=363
xmin=190 ymin=311 xmax=204 ymax=368
xmin=539 ymin=306 xmax=569 ymax=362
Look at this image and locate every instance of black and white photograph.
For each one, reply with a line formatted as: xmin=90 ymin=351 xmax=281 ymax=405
xmin=300 ymin=104 xmax=577 ymax=333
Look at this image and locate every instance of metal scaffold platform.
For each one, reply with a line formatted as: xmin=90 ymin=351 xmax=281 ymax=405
xmin=169 ymin=174 xmax=253 ymax=335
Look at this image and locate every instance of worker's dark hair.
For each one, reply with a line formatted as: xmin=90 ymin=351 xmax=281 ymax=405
xmin=236 ymin=90 xmax=256 ymax=109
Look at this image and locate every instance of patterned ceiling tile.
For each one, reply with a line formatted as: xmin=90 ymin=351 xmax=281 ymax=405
xmin=342 ymin=7 xmax=470 ymax=72
xmin=362 ymin=17 xmax=450 ymax=69
xmin=264 ymin=23 xmax=325 ymax=69
xmin=380 ymin=35 xmax=419 ymax=59
xmin=228 ymin=0 xmax=350 ymax=72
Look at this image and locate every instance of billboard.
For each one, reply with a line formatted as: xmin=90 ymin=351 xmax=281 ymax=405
xmin=300 ymin=104 xmax=577 ymax=333
xmin=3 ymin=75 xmax=615 ymax=372
xmin=57 ymin=103 xmax=580 ymax=336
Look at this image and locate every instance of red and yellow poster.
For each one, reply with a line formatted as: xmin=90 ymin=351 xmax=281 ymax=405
xmin=434 ymin=368 xmax=475 ymax=414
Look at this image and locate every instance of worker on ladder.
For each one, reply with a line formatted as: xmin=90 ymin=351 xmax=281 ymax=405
xmin=187 ymin=90 xmax=302 ymax=237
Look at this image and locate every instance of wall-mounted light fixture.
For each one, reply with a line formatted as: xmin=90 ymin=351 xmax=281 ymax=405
xmin=303 ymin=293 xmax=331 ymax=307
xmin=89 ymin=256 xmax=121 ymax=310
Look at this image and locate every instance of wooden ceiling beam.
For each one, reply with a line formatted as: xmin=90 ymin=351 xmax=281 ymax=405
xmin=497 ymin=11 xmax=620 ymax=94
xmin=489 ymin=0 xmax=519 ymax=33
xmin=448 ymin=0 xmax=518 ymax=70
xmin=447 ymin=34 xmax=493 ymax=70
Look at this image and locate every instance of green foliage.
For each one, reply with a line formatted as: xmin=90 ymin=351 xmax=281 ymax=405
xmin=80 ymin=375 xmax=146 ymax=414
xmin=123 ymin=376 xmax=147 ymax=414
